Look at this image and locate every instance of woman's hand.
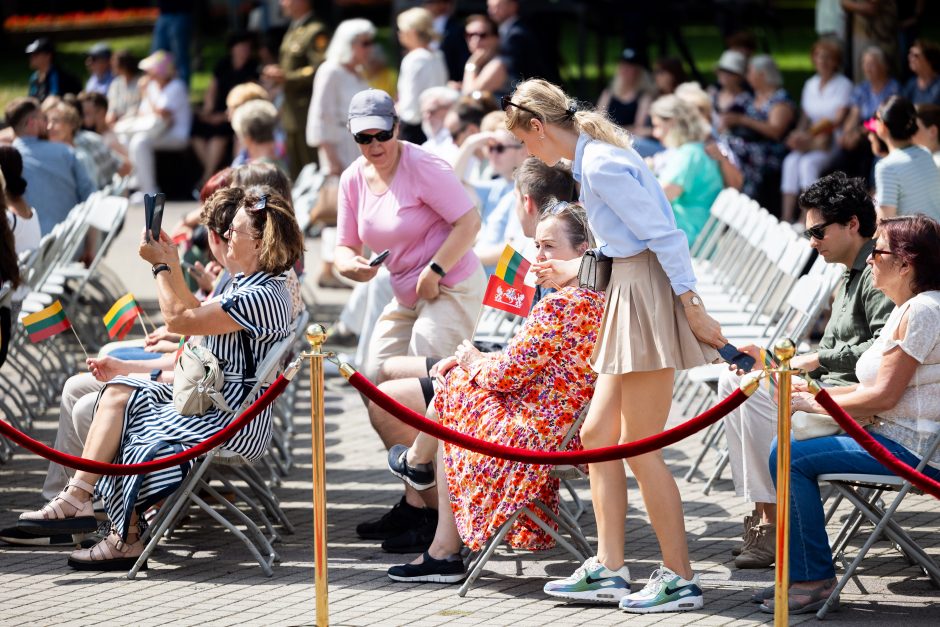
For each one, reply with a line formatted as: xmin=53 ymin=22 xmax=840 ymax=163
xmin=532 ymin=258 xmax=580 ymax=288
xmin=685 ymin=306 xmax=728 ymax=350
xmin=791 ymin=391 xmax=823 ymax=414
xmin=454 ymin=339 xmax=485 ymax=371
xmin=87 ymin=356 xmax=129 ymax=382
xmin=416 ymin=265 xmax=442 ymax=301
xmin=139 ymin=229 xmax=179 ymax=267
xmin=728 ymin=343 xmax=762 ymax=375
xmin=786 ymin=130 xmax=812 ymax=152
xmin=190 ymin=260 xmax=216 ymax=294
xmin=144 ymin=324 xmax=176 ymax=347
xmin=335 ymin=254 xmax=379 ymax=283
xmin=719 ymin=112 xmax=745 ymax=129
xmin=430 ymin=355 xmax=458 ymax=384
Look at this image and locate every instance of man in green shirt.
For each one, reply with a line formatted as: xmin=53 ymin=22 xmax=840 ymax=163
xmin=718 ymin=172 xmax=894 ymax=568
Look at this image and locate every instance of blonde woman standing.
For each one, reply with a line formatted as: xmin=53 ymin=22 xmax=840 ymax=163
xmin=396 ymin=7 xmax=448 ymax=144
xmin=504 ymin=79 xmax=726 ymax=614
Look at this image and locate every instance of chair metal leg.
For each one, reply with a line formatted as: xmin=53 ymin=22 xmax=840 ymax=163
xmin=458 ymin=509 xmax=522 ymax=597
xmin=702 ymin=448 xmax=729 ymax=495
xmin=190 ymin=490 xmax=275 ymax=577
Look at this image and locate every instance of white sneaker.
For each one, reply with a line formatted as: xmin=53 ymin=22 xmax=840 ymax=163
xmin=543 ymin=556 xmax=631 ymax=603
xmin=619 ymin=565 xmax=704 ymax=614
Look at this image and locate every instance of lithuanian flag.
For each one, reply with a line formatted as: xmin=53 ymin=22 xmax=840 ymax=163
xmin=103 ymin=293 xmax=143 ymax=340
xmin=22 ymin=301 xmax=72 ymax=343
xmin=494 ymin=244 xmax=531 ymax=287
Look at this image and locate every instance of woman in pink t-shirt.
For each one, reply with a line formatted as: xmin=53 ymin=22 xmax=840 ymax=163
xmin=335 ymin=89 xmax=485 ymax=380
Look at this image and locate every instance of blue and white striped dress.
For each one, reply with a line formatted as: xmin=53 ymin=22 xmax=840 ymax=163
xmin=97 ymin=271 xmax=292 ymax=539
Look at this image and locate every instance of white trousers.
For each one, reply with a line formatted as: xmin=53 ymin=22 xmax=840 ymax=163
xmin=780 ymin=149 xmax=832 ymax=195
xmin=42 ymin=373 xmax=104 ymax=501
xmin=718 ymin=368 xmax=778 ymax=504
xmin=127 ymin=132 xmax=189 ymax=194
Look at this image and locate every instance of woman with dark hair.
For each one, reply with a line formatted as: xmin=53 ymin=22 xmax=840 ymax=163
xmin=0 ymin=190 xmax=18 ymax=368
xmin=0 ymin=145 xmax=40 ymax=255
xmin=757 ymin=214 xmax=940 ymax=614
xmin=105 ymin=49 xmax=141 ymax=125
xmin=902 ymin=39 xmax=940 ymax=105
xmin=458 ymin=14 xmax=507 ymax=98
xmin=873 ymin=95 xmax=940 ymax=219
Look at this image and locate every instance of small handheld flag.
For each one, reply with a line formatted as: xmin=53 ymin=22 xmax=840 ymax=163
xmin=481 ymin=275 xmax=536 ymax=318
xmin=494 ymin=245 xmax=531 ymax=287
xmin=103 ymin=293 xmax=143 ymax=340
xmin=23 ymin=301 xmax=72 ymax=343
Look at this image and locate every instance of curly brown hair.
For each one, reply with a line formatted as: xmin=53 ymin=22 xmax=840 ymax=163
xmin=239 ymin=186 xmax=305 ymax=275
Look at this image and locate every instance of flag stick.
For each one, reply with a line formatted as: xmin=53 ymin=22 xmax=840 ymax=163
xmin=471 ymin=303 xmax=487 ymax=338
xmin=141 ymin=309 xmax=157 ymax=336
xmin=70 ymin=326 xmax=90 ymax=362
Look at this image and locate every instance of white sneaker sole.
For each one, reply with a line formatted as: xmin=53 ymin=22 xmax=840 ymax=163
xmin=543 ymin=587 xmax=630 ymax=604
xmin=620 ymin=596 xmax=704 ymax=614
xmin=388 ymin=467 xmax=436 ymax=492
xmin=387 ymin=572 xmax=466 ymax=584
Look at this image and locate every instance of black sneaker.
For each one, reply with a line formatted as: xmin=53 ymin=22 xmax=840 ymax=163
xmin=356 ymin=496 xmax=428 ymax=540
xmin=387 ymin=551 xmax=467 ymax=583
xmin=387 ymin=444 xmax=436 ymax=491
xmin=381 ymin=512 xmax=438 ymax=554
xmin=0 ymin=526 xmax=75 ymax=547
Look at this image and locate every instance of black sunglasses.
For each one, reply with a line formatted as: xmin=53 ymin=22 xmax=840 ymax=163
xmin=871 ymin=248 xmax=894 ymax=261
xmin=354 ymin=129 xmax=395 ymax=145
xmin=500 ymin=95 xmax=541 ymax=120
xmin=487 ymin=143 xmax=523 ymax=154
xmin=802 ymin=220 xmax=837 ymax=241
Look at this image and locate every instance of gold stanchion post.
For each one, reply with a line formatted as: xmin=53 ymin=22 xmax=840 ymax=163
xmin=773 ymin=338 xmax=797 ymax=625
xmin=305 ymin=324 xmax=330 ymax=626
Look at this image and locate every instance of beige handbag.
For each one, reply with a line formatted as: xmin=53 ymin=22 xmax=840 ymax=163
xmin=172 ymin=343 xmax=235 ymax=416
xmin=791 ymin=411 xmax=843 ymax=441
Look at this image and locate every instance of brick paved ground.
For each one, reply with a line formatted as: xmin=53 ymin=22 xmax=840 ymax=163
xmin=1 ymin=203 xmax=939 ymax=626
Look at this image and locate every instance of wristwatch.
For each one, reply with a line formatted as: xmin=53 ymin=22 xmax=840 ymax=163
xmin=429 ymin=261 xmax=447 ymax=278
xmin=150 ymin=368 xmax=161 ymax=382
xmin=684 ymin=294 xmax=703 ymax=308
xmin=152 ymin=263 xmax=170 ymax=278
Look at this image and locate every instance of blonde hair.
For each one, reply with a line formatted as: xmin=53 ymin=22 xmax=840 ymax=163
xmin=397 ymin=7 xmax=438 ymax=44
xmin=226 ymin=82 xmax=270 ymax=112
xmin=505 ymin=79 xmax=632 ymax=150
xmin=480 ymin=110 xmax=507 ymax=132
xmin=649 ymin=94 xmax=710 ymax=147
xmin=46 ymin=101 xmax=81 ymax=134
xmin=674 ymin=81 xmax=712 ymax=121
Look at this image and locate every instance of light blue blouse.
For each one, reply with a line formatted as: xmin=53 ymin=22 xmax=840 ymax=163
xmin=572 ymin=132 xmax=697 ymax=295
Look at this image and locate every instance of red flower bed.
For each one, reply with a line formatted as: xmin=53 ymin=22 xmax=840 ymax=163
xmin=4 ymin=8 xmax=159 ymax=32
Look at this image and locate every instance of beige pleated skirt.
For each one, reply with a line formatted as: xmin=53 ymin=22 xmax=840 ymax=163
xmin=591 ymin=250 xmax=719 ymax=374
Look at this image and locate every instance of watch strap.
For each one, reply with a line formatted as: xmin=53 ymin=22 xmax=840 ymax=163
xmin=152 ymin=263 xmax=171 ymax=278
xmin=429 ymin=261 xmax=447 ymax=278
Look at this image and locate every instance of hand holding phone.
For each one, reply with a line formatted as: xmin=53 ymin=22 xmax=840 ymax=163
xmin=718 ymin=343 xmax=757 ymax=372
xmin=369 ymin=249 xmax=391 ymax=267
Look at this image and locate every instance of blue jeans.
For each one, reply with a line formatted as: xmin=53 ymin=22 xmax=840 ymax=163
xmin=769 ymin=432 xmax=940 ymax=582
xmin=152 ymin=13 xmax=192 ymax=86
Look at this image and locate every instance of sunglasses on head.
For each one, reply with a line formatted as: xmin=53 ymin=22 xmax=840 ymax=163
xmin=353 ymin=129 xmax=395 ymax=145
xmin=487 ymin=142 xmax=523 ymax=154
xmin=802 ymin=220 xmax=837 ymax=241
xmin=500 ymin=95 xmax=541 ymax=120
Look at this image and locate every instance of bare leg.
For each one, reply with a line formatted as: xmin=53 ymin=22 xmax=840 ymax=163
xmin=63 ymin=385 xmax=135 ymax=504
xmin=408 ymin=403 xmax=440 ymax=465
xmin=621 ymin=368 xmax=694 ymax=580
xmin=580 ymin=373 xmax=626 ymax=570
xmin=756 ymin=502 xmax=776 ymax=524
xmin=410 ymin=445 xmax=461 ymax=564
xmin=368 ymin=375 xmax=437 ymax=509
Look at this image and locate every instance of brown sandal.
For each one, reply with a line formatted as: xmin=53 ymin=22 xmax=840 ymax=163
xmin=67 ymin=525 xmax=146 ymax=571
xmin=18 ymin=478 xmax=98 ymax=535
xmin=759 ymin=578 xmax=839 ymax=614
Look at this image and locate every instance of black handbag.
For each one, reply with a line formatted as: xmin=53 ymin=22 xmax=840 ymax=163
xmin=577 ymin=249 xmax=612 ymax=292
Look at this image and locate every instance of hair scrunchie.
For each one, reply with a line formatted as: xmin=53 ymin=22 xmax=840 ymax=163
xmin=565 ymin=105 xmax=578 ymax=119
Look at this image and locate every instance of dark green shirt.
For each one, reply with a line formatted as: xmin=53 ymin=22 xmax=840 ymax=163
xmin=813 ymin=240 xmax=894 ymax=386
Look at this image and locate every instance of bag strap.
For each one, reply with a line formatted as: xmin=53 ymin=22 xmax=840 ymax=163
xmin=239 ymin=330 xmax=256 ymax=381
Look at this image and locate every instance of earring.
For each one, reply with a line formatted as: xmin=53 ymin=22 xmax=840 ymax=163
xmin=539 ymin=135 xmax=546 ymax=141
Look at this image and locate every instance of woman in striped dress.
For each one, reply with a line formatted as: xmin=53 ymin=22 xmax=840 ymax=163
xmin=18 ymin=188 xmax=304 ymax=570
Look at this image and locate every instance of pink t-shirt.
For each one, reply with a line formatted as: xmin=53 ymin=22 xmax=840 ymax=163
xmin=337 ymin=142 xmax=480 ymax=308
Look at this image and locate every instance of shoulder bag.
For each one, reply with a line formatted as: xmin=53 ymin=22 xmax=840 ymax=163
xmin=577 ymin=249 xmax=613 ymax=293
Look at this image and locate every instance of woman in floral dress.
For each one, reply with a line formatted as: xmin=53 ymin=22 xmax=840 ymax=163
xmin=386 ymin=201 xmax=605 ymax=583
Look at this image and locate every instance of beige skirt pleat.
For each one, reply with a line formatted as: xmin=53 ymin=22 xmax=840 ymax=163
xmin=590 ymin=250 xmax=719 ymax=374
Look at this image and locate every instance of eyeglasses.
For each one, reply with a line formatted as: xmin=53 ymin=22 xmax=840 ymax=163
xmin=465 ymin=31 xmax=491 ymax=40
xmin=802 ymin=220 xmax=837 ymax=241
xmin=871 ymin=248 xmax=893 ymax=261
xmin=225 ymin=226 xmax=259 ymax=240
xmin=353 ymin=129 xmax=395 ymax=145
xmin=487 ymin=142 xmax=523 ymax=154
xmin=500 ymin=95 xmax=542 ymax=120
xmin=357 ymin=39 xmax=375 ymax=47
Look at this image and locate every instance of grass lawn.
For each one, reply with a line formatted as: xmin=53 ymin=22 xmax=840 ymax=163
xmin=0 ymin=20 xmax=822 ymax=114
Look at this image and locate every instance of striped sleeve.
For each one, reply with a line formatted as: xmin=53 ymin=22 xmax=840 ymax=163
xmin=221 ymin=275 xmax=292 ymax=340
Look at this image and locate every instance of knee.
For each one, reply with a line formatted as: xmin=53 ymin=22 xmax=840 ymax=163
xmin=99 ymin=384 xmax=133 ymax=413
xmin=717 ymin=368 xmax=741 ymax=395
xmin=580 ymin=419 xmax=618 ymax=449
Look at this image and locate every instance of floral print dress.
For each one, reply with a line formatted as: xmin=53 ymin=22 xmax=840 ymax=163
xmin=434 ymin=287 xmax=604 ymax=551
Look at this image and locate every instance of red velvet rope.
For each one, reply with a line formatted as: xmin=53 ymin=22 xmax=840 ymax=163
xmin=815 ymin=389 xmax=940 ymax=499
xmin=348 ymin=371 xmax=748 ymax=464
xmin=0 ymin=375 xmax=290 ymax=475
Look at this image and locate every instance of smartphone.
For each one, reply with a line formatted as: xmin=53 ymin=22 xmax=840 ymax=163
xmin=718 ymin=343 xmax=757 ymax=372
xmin=143 ymin=194 xmax=154 ymax=242
xmin=369 ymin=249 xmax=391 ymax=267
xmin=149 ymin=192 xmax=166 ymax=242
xmin=181 ymin=261 xmax=204 ymax=278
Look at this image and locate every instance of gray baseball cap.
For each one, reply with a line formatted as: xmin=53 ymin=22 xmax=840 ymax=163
xmin=347 ymin=89 xmax=396 ymax=134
